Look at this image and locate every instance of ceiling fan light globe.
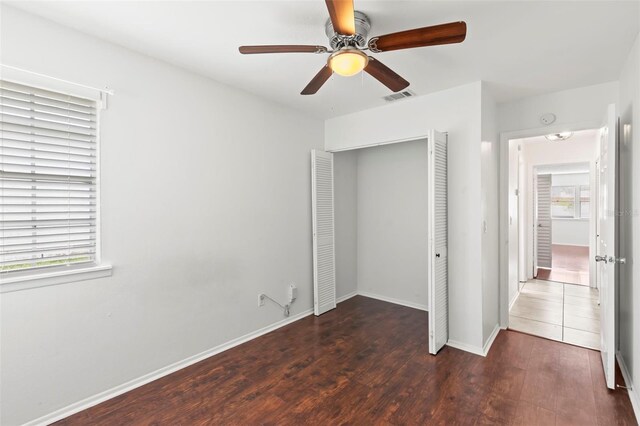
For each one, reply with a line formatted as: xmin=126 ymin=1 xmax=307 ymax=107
xmin=328 ymin=49 xmax=368 ymax=77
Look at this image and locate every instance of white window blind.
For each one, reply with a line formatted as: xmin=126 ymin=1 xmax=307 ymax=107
xmin=0 ymin=80 xmax=98 ymax=274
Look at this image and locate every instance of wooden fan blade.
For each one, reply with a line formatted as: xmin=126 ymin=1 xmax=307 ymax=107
xmin=325 ymin=0 xmax=355 ymax=35
xmin=368 ymin=21 xmax=467 ymax=52
xmin=364 ymin=57 xmax=410 ymax=92
xmin=301 ymin=66 xmax=333 ymax=95
xmin=239 ymin=45 xmax=328 ymax=54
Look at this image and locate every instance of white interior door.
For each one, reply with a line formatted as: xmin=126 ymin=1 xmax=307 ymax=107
xmin=535 ymin=173 xmax=552 ymax=270
xmin=597 ymin=104 xmax=620 ymax=389
xmin=311 ymin=149 xmax=336 ymax=316
xmin=428 ymin=130 xmax=448 ymax=355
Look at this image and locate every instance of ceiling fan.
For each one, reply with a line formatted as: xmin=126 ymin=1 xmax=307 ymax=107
xmin=239 ymin=0 xmax=466 ymax=95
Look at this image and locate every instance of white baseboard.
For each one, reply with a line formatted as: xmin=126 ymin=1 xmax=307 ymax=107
xmin=357 ymin=291 xmax=428 ymax=311
xmin=355 ymin=292 xmax=502 ymax=358
xmin=355 ymin=292 xmax=501 ymax=359
xmin=446 ymin=340 xmax=485 ymax=356
xmin=616 ymin=351 xmax=640 ymax=420
xmin=482 ymin=324 xmax=501 ymax=356
xmin=446 ymin=323 xmax=501 ymax=358
xmin=509 ymin=290 xmax=520 ymax=311
xmin=552 ymin=243 xmax=589 ymax=248
xmin=336 ymin=291 xmax=358 ymax=304
xmin=25 ymin=308 xmax=314 ymax=426
xmin=25 ymin=291 xmax=430 ymax=425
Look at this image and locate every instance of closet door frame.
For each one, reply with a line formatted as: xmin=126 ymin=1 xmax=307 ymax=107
xmin=324 ymin=131 xmax=448 ymax=354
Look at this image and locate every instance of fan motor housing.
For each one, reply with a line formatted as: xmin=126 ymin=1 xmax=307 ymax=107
xmin=325 ymin=11 xmax=371 ymax=49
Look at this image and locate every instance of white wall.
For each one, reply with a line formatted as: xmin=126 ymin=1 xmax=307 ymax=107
xmin=552 ymin=173 xmax=590 ymax=186
xmin=356 ymin=140 xmax=429 ymax=309
xmin=0 ymin=6 xmax=324 ymax=425
xmin=618 ymin=32 xmax=640 ymax=413
xmin=334 ymin=151 xmax=358 ymax=299
xmin=498 ymin=81 xmax=619 ymax=133
xmin=481 ymin=84 xmax=500 ymax=344
xmin=552 ymin=220 xmax=589 ymax=246
xmin=326 ymin=82 xmax=487 ymax=351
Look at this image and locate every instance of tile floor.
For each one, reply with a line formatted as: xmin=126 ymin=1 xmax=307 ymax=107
xmin=509 ymin=279 xmax=600 ymax=350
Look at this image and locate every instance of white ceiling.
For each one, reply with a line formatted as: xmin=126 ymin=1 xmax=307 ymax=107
xmin=8 ymin=1 xmax=640 ymax=118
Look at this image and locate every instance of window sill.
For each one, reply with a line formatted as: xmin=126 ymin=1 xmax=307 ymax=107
xmin=0 ymin=264 xmax=113 ymax=294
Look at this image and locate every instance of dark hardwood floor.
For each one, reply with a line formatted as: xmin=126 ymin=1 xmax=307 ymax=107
xmin=536 ymin=244 xmax=590 ymax=286
xmin=57 ymin=296 xmax=636 ymax=425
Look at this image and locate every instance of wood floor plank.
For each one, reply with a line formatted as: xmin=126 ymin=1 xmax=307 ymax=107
xmin=588 ymin=350 xmax=637 ymax=425
xmin=512 ymin=400 xmax=557 ymax=425
xmin=55 ymin=296 xmax=635 ymax=425
xmin=519 ymin=368 xmax=559 ymax=412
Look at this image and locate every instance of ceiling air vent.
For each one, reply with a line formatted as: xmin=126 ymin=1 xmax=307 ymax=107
xmin=383 ymin=90 xmax=416 ymax=102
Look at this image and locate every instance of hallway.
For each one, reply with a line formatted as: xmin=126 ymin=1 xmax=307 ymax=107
xmin=509 ymin=279 xmax=599 ymax=349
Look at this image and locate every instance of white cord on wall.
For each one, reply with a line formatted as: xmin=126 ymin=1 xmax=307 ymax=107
xmin=260 ymin=294 xmax=291 ymax=317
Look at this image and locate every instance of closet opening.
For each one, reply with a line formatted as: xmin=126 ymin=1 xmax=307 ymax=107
xmin=311 ymin=131 xmax=449 ymax=355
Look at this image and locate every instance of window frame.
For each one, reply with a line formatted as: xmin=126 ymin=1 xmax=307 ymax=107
xmin=0 ymin=74 xmax=112 ymax=293
xmin=579 ymin=185 xmax=590 ymax=219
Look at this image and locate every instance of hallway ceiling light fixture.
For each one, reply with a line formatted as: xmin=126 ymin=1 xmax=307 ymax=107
xmin=545 ymin=132 xmax=573 ymax=141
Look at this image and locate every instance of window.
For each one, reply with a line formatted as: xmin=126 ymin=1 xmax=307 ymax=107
xmin=550 ymin=182 xmax=590 ymax=219
xmin=1 ymin=80 xmax=98 ymax=274
xmin=551 ymin=186 xmax=576 ymax=218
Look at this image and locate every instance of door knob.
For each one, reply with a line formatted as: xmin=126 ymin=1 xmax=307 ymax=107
xmin=595 ymin=255 xmax=608 ymax=263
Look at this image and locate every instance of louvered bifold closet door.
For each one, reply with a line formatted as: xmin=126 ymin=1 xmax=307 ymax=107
xmin=536 ymin=174 xmax=552 ymax=269
xmin=311 ymin=150 xmax=336 ymax=316
xmin=0 ymin=80 xmax=98 ymax=273
xmin=428 ymin=131 xmax=448 ymax=355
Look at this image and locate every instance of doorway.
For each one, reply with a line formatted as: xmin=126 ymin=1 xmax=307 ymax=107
xmin=507 ymin=129 xmax=601 ymax=350
xmin=501 ymin=104 xmax=620 ymax=388
xmin=534 ymin=163 xmax=592 ymax=286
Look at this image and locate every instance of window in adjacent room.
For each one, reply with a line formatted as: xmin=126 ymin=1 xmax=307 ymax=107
xmin=550 ymin=181 xmax=590 ymax=219
xmin=0 ymin=80 xmax=99 ymax=274
xmin=551 ymin=185 xmax=576 ymax=218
